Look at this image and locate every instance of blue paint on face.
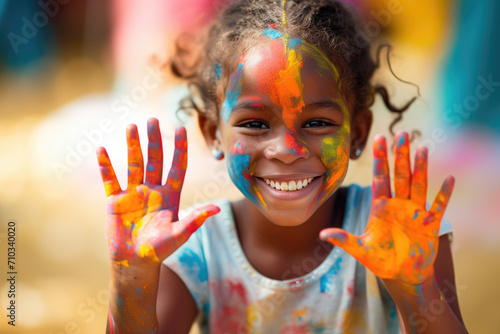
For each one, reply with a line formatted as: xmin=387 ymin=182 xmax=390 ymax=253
xmin=263 ymin=28 xmax=282 ymax=39
xmin=222 ymin=63 xmax=244 ymax=123
xmin=228 ymin=152 xmax=257 ymax=205
xmin=320 ymin=257 xmax=342 ymax=293
xmin=179 ymin=248 xmax=208 ymax=283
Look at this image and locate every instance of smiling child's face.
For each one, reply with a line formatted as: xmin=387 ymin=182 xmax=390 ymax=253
xmin=218 ymin=34 xmax=351 ymax=226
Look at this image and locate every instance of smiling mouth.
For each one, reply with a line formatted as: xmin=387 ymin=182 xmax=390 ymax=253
xmin=258 ymin=177 xmax=321 ymax=192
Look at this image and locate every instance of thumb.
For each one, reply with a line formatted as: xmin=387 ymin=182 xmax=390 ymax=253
xmin=172 ymin=204 xmax=221 ymax=245
xmin=319 ymin=228 xmax=365 ymax=260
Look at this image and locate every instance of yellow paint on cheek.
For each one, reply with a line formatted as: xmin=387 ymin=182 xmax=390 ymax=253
xmin=318 ymin=98 xmax=350 ymax=202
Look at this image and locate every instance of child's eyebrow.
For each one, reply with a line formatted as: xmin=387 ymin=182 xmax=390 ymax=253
xmin=305 ymin=100 xmax=343 ymax=114
xmin=232 ymin=100 xmax=266 ymax=112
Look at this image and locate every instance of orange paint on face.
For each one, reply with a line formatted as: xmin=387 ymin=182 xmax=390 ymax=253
xmin=268 ymin=43 xmax=305 ymax=131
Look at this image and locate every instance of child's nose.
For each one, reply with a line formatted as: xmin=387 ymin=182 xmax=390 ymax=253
xmin=264 ymin=131 xmax=309 ymax=164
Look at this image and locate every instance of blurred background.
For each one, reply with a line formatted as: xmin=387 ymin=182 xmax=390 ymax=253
xmin=0 ymin=0 xmax=498 ymax=333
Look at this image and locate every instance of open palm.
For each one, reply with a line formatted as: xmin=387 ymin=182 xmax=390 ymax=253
xmin=97 ymin=118 xmax=219 ymax=267
xmin=320 ymin=132 xmax=454 ymax=284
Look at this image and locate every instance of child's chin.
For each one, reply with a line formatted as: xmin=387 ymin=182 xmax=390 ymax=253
xmin=263 ymin=210 xmax=312 ymax=227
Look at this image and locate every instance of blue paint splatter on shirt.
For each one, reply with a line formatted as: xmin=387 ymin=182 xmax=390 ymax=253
xmin=320 ymin=257 xmax=343 ymax=293
xmin=179 ymin=248 xmax=208 ymax=283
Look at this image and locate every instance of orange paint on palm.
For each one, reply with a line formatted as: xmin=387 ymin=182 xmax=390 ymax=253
xmin=321 ymin=133 xmax=455 ymax=285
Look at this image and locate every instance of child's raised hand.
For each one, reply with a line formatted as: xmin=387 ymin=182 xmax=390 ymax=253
xmin=97 ymin=118 xmax=220 ymax=268
xmin=320 ymin=132 xmax=454 ymax=284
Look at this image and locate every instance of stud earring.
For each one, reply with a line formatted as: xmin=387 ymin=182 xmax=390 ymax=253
xmin=355 ymin=148 xmax=362 ymax=157
xmin=212 ymin=149 xmax=224 ymax=160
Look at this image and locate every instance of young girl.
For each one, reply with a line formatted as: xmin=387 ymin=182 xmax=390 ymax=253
xmin=97 ymin=1 xmax=468 ymax=333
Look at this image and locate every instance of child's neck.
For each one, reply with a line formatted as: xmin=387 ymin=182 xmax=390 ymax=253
xmin=231 ymin=189 xmax=346 ymax=280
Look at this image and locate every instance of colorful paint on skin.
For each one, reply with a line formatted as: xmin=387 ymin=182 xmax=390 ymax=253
xmin=97 ymin=120 xmax=220 ymax=333
xmin=317 ymin=100 xmax=350 ymax=204
xmin=222 ymin=63 xmax=244 ymax=123
xmin=285 ymin=131 xmax=309 ymax=157
xmin=221 ymin=33 xmax=351 ymax=214
xmin=227 ymin=141 xmax=262 ymax=206
xmin=266 ymin=39 xmax=305 ymax=130
xmin=321 ymin=132 xmax=455 ymax=285
xmin=269 ymin=37 xmax=350 ymax=209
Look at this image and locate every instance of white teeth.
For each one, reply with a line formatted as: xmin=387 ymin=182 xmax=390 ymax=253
xmin=262 ymin=177 xmax=316 ymax=192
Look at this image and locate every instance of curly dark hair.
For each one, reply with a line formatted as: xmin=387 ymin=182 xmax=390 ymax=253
xmin=171 ymin=0 xmax=416 ymax=135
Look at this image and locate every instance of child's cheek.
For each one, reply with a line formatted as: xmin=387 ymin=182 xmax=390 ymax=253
xmin=318 ymin=134 xmax=350 ymax=203
xmin=227 ymin=142 xmax=259 ymax=205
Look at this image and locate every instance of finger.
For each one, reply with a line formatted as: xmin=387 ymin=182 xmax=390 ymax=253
xmin=372 ymin=135 xmax=392 ymax=199
xmin=172 ymin=205 xmax=220 ymax=246
xmin=145 ymin=118 xmax=163 ymax=185
xmin=425 ymin=176 xmax=455 ymax=226
xmin=411 ymin=146 xmax=428 ymax=207
xmin=127 ymin=124 xmax=144 ymax=189
xmin=97 ymin=147 xmax=122 ymax=196
xmin=394 ymin=131 xmax=411 ymax=199
xmin=166 ymin=127 xmax=188 ymax=195
xmin=319 ymin=228 xmax=365 ymax=261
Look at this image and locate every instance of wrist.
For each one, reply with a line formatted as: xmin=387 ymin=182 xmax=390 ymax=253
xmin=109 ymin=260 xmax=161 ymax=293
xmin=382 ymin=275 xmax=440 ymax=300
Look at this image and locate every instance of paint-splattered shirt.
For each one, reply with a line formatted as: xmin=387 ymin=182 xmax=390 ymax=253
xmin=163 ymin=184 xmax=453 ymax=334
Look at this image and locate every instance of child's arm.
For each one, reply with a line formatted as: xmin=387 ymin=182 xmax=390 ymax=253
xmin=320 ymin=131 xmax=467 ymax=333
xmin=97 ymin=118 xmax=219 ymax=333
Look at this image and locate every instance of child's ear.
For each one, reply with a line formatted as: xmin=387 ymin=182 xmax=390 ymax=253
xmin=198 ymin=113 xmax=224 ymax=160
xmin=350 ymin=108 xmax=373 ymax=159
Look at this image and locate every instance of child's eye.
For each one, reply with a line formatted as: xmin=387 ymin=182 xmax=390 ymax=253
xmin=304 ymin=120 xmax=334 ymax=128
xmin=238 ymin=121 xmax=268 ymax=129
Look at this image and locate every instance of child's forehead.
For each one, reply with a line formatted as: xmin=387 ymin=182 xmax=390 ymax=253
xmin=242 ymin=34 xmax=340 ymax=80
